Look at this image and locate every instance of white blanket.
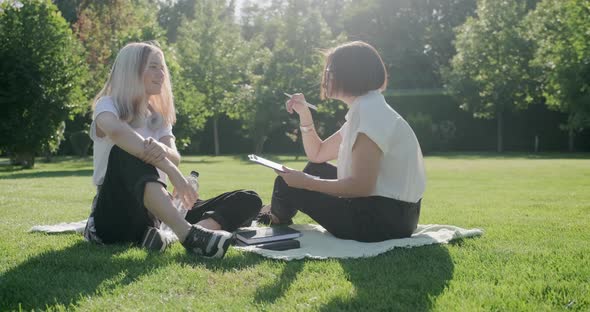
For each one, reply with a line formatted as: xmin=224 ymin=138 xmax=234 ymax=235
xmin=234 ymin=224 xmax=483 ymax=260
xmin=29 ymin=220 xmax=87 ymax=234
xmin=29 ymin=221 xmax=483 ymax=260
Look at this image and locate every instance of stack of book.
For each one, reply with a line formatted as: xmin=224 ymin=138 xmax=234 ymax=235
xmin=234 ymin=226 xmax=302 ymax=251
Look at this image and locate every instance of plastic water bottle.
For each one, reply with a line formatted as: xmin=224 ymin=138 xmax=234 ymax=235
xmin=174 ymin=170 xmax=199 ymax=217
xmin=162 ymin=171 xmax=199 ymax=232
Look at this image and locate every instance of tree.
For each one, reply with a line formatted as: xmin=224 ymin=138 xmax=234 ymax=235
xmin=61 ymin=0 xmax=166 ymax=153
xmin=0 ymin=0 xmax=87 ymax=168
xmin=526 ymin=0 xmax=590 ymax=151
xmin=422 ymin=0 xmax=478 ymax=79
xmin=176 ymin=0 xmax=248 ymax=155
xmin=339 ymin=0 xmax=477 ymax=90
xmin=238 ymin=0 xmax=338 ymax=154
xmin=73 ymin=0 xmax=165 ymax=98
xmin=53 ymin=0 xmax=84 ymax=24
xmin=443 ymin=0 xmax=538 ymax=152
xmin=168 ymin=57 xmax=208 ymax=152
xmin=311 ymin=0 xmax=353 ymax=37
xmin=157 ymin=0 xmax=197 ymax=44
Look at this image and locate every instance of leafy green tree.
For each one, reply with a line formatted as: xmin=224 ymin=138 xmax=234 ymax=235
xmin=340 ymin=0 xmax=476 ymax=90
xmin=422 ymin=0 xmax=478 ymax=78
xmin=62 ymin=0 xmax=166 ymax=153
xmin=0 ymin=0 xmax=87 ymax=167
xmin=168 ymin=57 xmax=208 ymax=152
xmin=53 ymin=0 xmax=84 ymax=24
xmin=73 ymin=0 xmax=165 ymax=98
xmin=310 ymin=0 xmax=353 ymax=37
xmin=342 ymin=0 xmax=435 ymax=89
xmin=238 ymin=0 xmax=339 ymax=154
xmin=443 ymin=0 xmax=537 ymax=152
xmin=176 ymin=0 xmax=249 ymax=155
xmin=158 ymin=0 xmax=192 ymax=43
xmin=526 ymin=0 xmax=590 ymax=151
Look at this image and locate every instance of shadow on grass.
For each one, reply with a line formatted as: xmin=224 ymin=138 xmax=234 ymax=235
xmin=212 ymin=244 xmax=453 ymax=310
xmin=178 ymin=158 xmax=224 ymax=165
xmin=320 ymin=245 xmax=454 ymax=311
xmin=0 ymin=157 xmax=92 ymax=171
xmin=178 ymin=250 xmax=264 ymax=271
xmin=252 ymin=261 xmax=305 ymax=304
xmin=0 ymin=239 xmax=274 ymax=310
xmin=0 ymin=239 xmax=453 ymax=310
xmin=0 ymin=241 xmax=162 ymax=310
xmin=0 ymin=164 xmax=23 ymax=173
xmin=178 ymin=248 xmax=304 ymax=305
xmin=0 ymin=168 xmax=93 ymax=180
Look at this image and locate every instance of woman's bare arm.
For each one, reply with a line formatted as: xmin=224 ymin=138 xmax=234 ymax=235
xmin=278 ymin=133 xmax=382 ymax=197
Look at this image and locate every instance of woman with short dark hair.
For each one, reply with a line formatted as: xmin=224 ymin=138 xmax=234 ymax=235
xmin=258 ymin=41 xmax=426 ymax=242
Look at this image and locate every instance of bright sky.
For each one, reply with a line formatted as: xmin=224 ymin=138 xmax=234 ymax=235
xmin=235 ymin=0 xmax=270 ymax=17
xmin=0 ymin=0 xmax=23 ymax=8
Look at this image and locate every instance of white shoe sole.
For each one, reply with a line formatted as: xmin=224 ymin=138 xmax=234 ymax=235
xmin=141 ymin=228 xmax=167 ymax=252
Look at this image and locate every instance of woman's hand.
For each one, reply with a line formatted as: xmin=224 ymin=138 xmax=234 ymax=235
xmin=142 ymin=137 xmax=168 ymax=165
xmin=285 ymin=93 xmax=311 ymax=116
xmin=275 ymin=166 xmax=316 ymax=190
xmin=168 ymin=171 xmax=199 ymax=209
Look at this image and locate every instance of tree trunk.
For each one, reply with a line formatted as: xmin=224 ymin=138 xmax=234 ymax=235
xmin=14 ymin=152 xmax=35 ymax=169
xmin=568 ymin=128 xmax=574 ymax=152
xmin=44 ymin=151 xmax=53 ymax=163
xmin=496 ymin=111 xmax=504 ymax=153
xmin=213 ymin=115 xmax=220 ymax=156
xmin=254 ymin=136 xmax=267 ymax=154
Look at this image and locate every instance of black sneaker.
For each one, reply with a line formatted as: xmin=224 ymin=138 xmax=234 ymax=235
xmin=255 ymin=205 xmax=293 ymax=226
xmin=182 ymin=225 xmax=233 ymax=259
xmin=141 ymin=227 xmax=176 ymax=252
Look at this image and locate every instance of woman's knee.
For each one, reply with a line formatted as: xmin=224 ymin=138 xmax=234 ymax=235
xmin=274 ymin=175 xmax=289 ymax=190
xmin=109 ymin=145 xmax=156 ymax=172
xmin=108 ymin=146 xmax=160 ymax=186
xmin=110 ymin=145 xmax=136 ymax=161
xmin=302 ymin=162 xmax=337 ymax=178
xmin=234 ymin=190 xmax=263 ymax=212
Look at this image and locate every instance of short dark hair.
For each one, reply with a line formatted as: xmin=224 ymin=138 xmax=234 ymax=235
xmin=320 ymin=41 xmax=388 ymax=100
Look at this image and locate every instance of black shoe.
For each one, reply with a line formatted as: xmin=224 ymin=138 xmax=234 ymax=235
xmin=255 ymin=206 xmax=293 ymax=226
xmin=141 ymin=227 xmax=175 ymax=252
xmin=182 ymin=225 xmax=233 ymax=259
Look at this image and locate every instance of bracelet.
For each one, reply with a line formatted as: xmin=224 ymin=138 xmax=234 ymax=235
xmin=300 ymin=123 xmax=315 ymax=133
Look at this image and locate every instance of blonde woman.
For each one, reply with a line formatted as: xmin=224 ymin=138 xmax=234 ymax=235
xmin=258 ymin=41 xmax=426 ymax=242
xmin=84 ymin=42 xmax=261 ymax=258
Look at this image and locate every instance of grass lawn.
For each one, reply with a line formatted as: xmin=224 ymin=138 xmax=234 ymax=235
xmin=0 ymin=153 xmax=589 ymax=311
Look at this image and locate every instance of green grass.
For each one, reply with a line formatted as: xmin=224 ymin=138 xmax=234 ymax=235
xmin=0 ymin=153 xmax=589 ymax=311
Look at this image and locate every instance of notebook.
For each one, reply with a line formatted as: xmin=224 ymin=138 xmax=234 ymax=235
xmin=235 ymin=239 xmax=301 ymax=251
xmin=248 ymin=154 xmax=286 ymax=172
xmin=235 ymin=226 xmax=302 ymax=245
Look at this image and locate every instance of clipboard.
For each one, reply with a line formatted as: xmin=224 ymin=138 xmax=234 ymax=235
xmin=248 ymin=154 xmax=286 ymax=172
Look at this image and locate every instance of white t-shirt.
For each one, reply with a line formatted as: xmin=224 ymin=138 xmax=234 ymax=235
xmin=337 ymin=90 xmax=426 ymax=203
xmin=90 ymin=96 xmax=174 ymax=186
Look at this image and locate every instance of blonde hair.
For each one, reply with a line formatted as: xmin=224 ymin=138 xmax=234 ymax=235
xmin=92 ymin=42 xmax=176 ymax=126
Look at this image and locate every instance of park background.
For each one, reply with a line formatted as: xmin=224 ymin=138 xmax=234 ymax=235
xmin=1 ymin=1 xmax=589 ymax=311
xmin=1 ymin=0 xmax=590 ymax=167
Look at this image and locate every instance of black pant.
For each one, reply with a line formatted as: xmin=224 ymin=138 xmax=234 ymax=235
xmin=93 ymin=146 xmax=262 ymax=244
xmin=185 ymin=190 xmax=262 ymax=232
xmin=271 ymin=162 xmax=421 ymax=242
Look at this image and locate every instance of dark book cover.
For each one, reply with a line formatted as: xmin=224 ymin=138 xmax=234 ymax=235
xmin=235 ymin=239 xmax=301 ymax=251
xmin=235 ymin=226 xmax=302 ymax=245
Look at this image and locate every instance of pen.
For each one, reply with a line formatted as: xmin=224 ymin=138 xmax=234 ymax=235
xmin=284 ymin=92 xmax=318 ymax=110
